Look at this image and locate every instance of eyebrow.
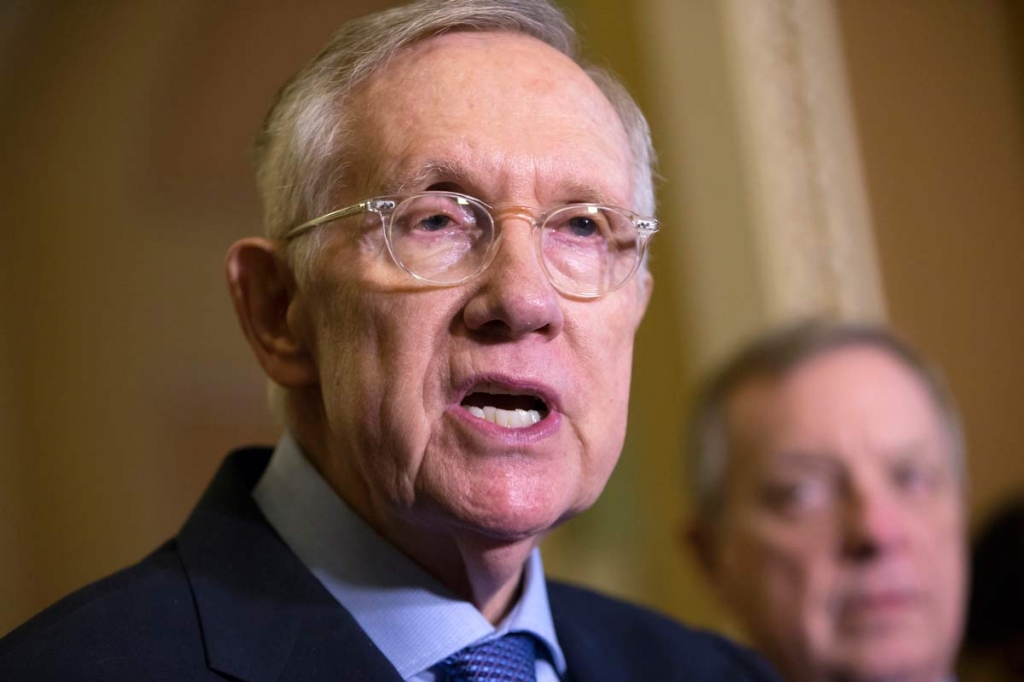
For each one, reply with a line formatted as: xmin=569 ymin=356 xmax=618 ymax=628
xmin=390 ymin=160 xmax=471 ymax=194
xmin=765 ymin=451 xmax=840 ymax=472
xmin=386 ymin=159 xmax=619 ymax=206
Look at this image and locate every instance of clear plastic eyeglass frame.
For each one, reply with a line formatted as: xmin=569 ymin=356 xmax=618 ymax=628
xmin=283 ymin=191 xmax=659 ymax=299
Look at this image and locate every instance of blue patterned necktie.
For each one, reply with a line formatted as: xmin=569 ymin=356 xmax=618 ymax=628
xmin=438 ymin=633 xmax=537 ymax=682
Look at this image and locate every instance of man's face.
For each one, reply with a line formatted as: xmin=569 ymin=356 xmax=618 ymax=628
xmin=707 ymin=346 xmax=966 ymax=682
xmin=291 ymin=32 xmax=649 ymax=548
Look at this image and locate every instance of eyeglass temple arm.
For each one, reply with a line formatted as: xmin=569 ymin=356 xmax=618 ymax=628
xmin=283 ymin=203 xmax=371 ymax=241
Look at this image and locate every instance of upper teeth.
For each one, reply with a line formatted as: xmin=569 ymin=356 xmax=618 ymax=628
xmin=467 ymin=405 xmax=542 ymax=428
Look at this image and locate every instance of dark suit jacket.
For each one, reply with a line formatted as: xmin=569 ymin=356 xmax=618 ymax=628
xmin=0 ymin=448 xmax=778 ymax=681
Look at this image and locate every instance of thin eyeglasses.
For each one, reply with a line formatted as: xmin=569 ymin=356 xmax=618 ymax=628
xmin=283 ymin=191 xmax=659 ymax=299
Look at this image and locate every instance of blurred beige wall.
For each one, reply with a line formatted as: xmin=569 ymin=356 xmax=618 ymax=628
xmin=1 ymin=0 xmax=1022 ymax=645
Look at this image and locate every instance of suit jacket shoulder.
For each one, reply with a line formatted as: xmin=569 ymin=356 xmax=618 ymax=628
xmin=548 ymin=580 xmax=780 ymax=681
xmin=0 ymin=449 xmax=401 ymax=682
xmin=0 ymin=540 xmax=214 ymax=681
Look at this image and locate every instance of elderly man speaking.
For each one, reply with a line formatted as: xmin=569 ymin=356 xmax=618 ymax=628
xmin=0 ymin=1 xmax=778 ymax=680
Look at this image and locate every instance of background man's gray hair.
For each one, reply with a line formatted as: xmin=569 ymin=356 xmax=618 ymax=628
xmin=687 ymin=319 xmax=967 ymax=522
xmin=255 ymin=0 xmax=657 ymax=424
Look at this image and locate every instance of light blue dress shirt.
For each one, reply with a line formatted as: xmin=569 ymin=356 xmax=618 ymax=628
xmin=253 ymin=433 xmax=567 ymax=681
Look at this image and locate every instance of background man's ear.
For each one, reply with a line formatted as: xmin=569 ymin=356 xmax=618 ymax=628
xmin=225 ymin=238 xmax=318 ymax=387
xmin=684 ymin=517 xmax=719 ymax=581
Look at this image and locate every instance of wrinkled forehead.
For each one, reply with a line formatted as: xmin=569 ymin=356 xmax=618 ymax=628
xmin=342 ymin=31 xmax=635 ymax=204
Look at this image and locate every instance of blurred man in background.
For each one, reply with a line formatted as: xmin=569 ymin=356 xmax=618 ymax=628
xmin=0 ymin=1 xmax=779 ymax=679
xmin=687 ymin=320 xmax=967 ymax=682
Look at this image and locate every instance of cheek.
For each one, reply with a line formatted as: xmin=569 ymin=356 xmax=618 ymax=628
xmin=314 ymin=289 xmax=454 ymax=479
xmin=921 ymin=497 xmax=966 ymax=556
xmin=724 ymin=520 xmax=839 ymax=634
xmin=313 ymin=289 xmax=379 ymax=414
xmin=917 ymin=500 xmax=968 ymax=615
xmin=761 ymin=542 xmax=816 ymax=609
xmin=563 ymin=313 xmax=636 ymax=487
xmin=571 ymin=303 xmax=638 ymax=410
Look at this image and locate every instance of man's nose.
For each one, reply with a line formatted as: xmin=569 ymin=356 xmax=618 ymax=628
xmin=841 ymin=486 xmax=909 ymax=561
xmin=461 ymin=217 xmax=564 ymax=340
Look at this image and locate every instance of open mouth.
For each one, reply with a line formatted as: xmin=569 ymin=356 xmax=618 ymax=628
xmin=460 ymin=383 xmax=550 ymax=429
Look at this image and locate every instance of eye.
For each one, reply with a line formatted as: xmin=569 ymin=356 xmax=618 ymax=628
xmin=393 ymin=194 xmax=481 ymax=239
xmin=761 ymin=475 xmax=835 ymax=517
xmin=891 ymin=459 xmax=939 ymax=496
xmin=546 ymin=206 xmax=611 ymax=242
xmin=568 ymin=216 xmax=599 ymax=238
xmin=418 ymin=213 xmax=455 ymax=232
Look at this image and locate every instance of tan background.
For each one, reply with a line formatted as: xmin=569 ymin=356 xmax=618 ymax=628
xmin=1 ymin=0 xmax=1022 ymax=651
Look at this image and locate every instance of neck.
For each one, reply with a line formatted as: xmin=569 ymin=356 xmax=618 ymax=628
xmin=291 ymin=417 xmax=539 ymax=624
xmin=378 ymin=509 xmax=540 ymax=624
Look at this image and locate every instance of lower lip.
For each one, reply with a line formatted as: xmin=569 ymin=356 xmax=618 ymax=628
xmin=448 ymin=404 xmax=563 ymax=443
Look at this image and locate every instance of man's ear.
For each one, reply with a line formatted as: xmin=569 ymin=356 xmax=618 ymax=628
xmin=684 ymin=516 xmax=719 ymax=582
xmin=225 ymin=238 xmax=318 ymax=388
xmin=633 ymin=269 xmax=653 ymax=329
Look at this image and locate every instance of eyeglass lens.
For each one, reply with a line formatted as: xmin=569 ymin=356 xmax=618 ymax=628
xmin=387 ymin=194 xmax=494 ymax=283
xmin=385 ymin=194 xmax=640 ymax=296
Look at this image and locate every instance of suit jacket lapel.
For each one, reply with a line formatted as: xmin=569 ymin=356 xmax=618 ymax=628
xmin=177 ymin=448 xmax=403 ymax=682
xmin=549 ymin=583 xmax=627 ymax=682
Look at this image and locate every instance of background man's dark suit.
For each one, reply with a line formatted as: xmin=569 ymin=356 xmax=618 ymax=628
xmin=0 ymin=449 xmax=776 ymax=681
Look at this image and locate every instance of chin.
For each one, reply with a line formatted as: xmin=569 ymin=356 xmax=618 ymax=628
xmin=459 ymin=501 xmax=575 ymax=543
xmin=443 ymin=486 xmax=592 ymax=544
xmin=417 ymin=453 xmax=606 ymax=543
xmin=831 ymin=641 xmax=942 ymax=682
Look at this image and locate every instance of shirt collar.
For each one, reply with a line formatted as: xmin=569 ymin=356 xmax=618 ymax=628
xmin=253 ymin=432 xmax=566 ymax=679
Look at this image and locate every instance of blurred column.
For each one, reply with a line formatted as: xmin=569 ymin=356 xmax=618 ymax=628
xmin=639 ymin=0 xmax=885 ymax=372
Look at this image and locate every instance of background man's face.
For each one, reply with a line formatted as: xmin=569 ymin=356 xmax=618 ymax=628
xmin=708 ymin=346 xmax=966 ymax=682
xmin=293 ymin=32 xmax=649 ymax=547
